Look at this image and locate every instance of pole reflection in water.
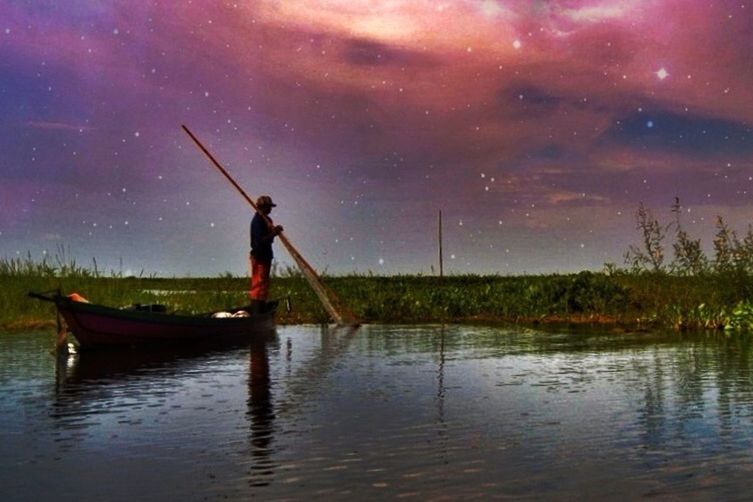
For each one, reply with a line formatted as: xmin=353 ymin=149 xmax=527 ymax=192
xmin=274 ymin=324 xmax=360 ymax=416
xmin=435 ymin=325 xmax=449 ymax=480
xmin=437 ymin=325 xmax=446 ymax=412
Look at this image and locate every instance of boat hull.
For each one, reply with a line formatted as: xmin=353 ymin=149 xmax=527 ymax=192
xmin=51 ymin=296 xmax=277 ymax=349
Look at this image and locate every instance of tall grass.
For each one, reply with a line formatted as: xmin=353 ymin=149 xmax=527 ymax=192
xmin=0 ymin=252 xmax=251 ymax=328
xmin=4 ymin=251 xmax=753 ymax=331
xmin=7 ymin=198 xmax=753 ymax=331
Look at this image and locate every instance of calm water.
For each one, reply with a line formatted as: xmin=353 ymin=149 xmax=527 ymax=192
xmin=3 ymin=325 xmax=753 ymax=500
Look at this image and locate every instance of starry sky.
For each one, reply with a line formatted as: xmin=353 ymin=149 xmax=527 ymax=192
xmin=2 ymin=0 xmax=753 ymax=276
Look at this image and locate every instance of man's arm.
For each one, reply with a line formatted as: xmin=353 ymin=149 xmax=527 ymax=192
xmin=259 ymin=226 xmax=282 ymax=243
xmin=253 ymin=217 xmax=283 ymax=244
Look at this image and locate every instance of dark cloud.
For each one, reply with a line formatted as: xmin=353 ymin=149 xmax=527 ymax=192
xmin=498 ymin=84 xmax=564 ymax=117
xmin=600 ymin=110 xmax=753 ymax=155
xmin=342 ymin=38 xmax=438 ymax=67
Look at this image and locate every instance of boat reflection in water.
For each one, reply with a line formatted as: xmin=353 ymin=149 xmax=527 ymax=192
xmin=52 ymin=332 xmax=280 ymax=488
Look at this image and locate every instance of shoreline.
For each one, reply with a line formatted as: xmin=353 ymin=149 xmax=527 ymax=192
xmin=4 ymin=271 xmax=751 ymax=333
xmin=0 ymin=313 xmax=678 ymax=334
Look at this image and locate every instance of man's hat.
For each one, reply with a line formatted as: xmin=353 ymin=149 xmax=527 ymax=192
xmin=256 ymin=195 xmax=276 ymax=207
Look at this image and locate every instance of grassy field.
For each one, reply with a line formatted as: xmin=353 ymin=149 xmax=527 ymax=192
xmin=5 ymin=253 xmax=753 ymax=331
xmin=7 ymin=200 xmax=753 ymax=331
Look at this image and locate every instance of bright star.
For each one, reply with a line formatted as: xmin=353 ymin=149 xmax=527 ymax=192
xmin=656 ymin=68 xmax=669 ymax=80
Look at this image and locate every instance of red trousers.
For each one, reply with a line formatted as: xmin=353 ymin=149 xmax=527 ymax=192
xmin=249 ymin=257 xmax=271 ymax=301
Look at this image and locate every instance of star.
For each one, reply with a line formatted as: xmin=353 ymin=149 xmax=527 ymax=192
xmin=656 ymin=68 xmax=669 ymax=80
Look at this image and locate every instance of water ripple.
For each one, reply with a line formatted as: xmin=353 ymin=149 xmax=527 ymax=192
xmin=3 ymin=326 xmax=753 ymax=499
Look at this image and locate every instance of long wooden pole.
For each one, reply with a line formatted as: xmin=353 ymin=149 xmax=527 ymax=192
xmin=181 ymin=125 xmax=357 ymax=326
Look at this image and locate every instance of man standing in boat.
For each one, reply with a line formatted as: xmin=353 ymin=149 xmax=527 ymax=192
xmin=249 ymin=195 xmax=283 ymax=310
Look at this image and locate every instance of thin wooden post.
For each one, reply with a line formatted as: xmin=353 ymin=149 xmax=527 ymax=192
xmin=438 ymin=210 xmax=444 ymax=278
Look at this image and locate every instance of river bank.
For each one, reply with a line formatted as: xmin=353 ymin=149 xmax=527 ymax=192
xmin=5 ymin=270 xmax=753 ymax=331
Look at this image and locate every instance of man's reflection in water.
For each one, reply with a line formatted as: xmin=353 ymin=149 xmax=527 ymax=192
xmin=248 ymin=335 xmax=277 ymax=487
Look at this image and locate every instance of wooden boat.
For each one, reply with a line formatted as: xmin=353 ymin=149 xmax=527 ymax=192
xmin=29 ymin=291 xmax=277 ymax=349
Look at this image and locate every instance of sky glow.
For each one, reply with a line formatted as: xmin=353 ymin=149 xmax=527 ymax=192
xmin=1 ymin=1 xmax=752 ymax=275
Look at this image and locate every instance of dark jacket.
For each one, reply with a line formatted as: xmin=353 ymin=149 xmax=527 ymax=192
xmin=250 ymin=213 xmax=275 ymax=262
